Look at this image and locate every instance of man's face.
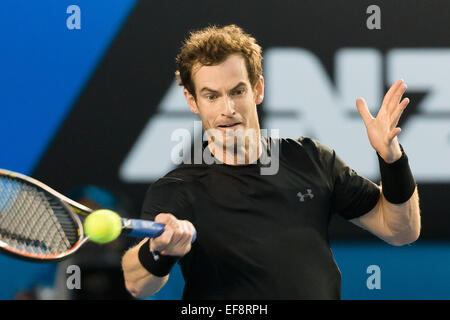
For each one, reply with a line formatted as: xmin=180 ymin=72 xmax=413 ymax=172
xmin=185 ymin=54 xmax=264 ymax=150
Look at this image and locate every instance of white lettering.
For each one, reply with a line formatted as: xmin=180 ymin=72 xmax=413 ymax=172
xmin=120 ymin=48 xmax=450 ymax=183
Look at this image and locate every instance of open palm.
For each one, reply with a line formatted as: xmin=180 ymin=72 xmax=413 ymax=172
xmin=356 ymin=79 xmax=410 ymax=163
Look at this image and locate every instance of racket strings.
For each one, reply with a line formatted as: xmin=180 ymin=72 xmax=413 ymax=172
xmin=0 ymin=182 xmax=59 ymax=254
xmin=0 ymin=176 xmax=78 ymax=256
xmin=4 ymin=189 xmax=45 ymax=240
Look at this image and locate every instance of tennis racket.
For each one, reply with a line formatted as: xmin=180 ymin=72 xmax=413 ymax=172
xmin=0 ymin=168 xmax=196 ymax=262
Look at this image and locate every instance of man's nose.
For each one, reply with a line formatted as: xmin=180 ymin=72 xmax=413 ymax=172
xmin=221 ymin=96 xmax=236 ymax=116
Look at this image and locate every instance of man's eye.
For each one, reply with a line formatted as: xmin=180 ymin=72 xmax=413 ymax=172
xmin=207 ymin=95 xmax=217 ymax=101
xmin=232 ymin=89 xmax=245 ymax=96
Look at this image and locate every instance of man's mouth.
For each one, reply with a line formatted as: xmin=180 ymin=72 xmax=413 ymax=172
xmin=218 ymin=122 xmax=241 ymax=128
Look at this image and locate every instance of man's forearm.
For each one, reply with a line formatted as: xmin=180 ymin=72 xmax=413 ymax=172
xmin=121 ymin=239 xmax=169 ymax=298
xmin=380 ymin=186 xmax=421 ymax=246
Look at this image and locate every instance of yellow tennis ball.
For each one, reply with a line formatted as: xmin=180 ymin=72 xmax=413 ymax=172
xmin=84 ymin=209 xmax=122 ymax=244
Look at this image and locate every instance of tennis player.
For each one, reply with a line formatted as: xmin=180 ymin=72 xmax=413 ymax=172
xmin=121 ymin=25 xmax=420 ymax=299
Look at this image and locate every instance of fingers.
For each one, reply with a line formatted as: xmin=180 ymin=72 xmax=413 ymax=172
xmin=384 ymin=79 xmax=409 ymax=115
xmin=154 ymin=213 xmax=177 ymax=225
xmin=393 ymin=83 xmax=407 ymax=105
xmin=356 ymin=97 xmax=374 ymax=126
xmin=168 ymin=220 xmax=193 ymax=254
xmin=382 ymin=79 xmax=404 ymax=108
xmin=151 ymin=213 xmax=177 ymax=252
xmin=390 ymin=97 xmax=410 ymax=129
xmin=151 ymin=213 xmax=195 ymax=256
xmin=388 ymin=127 xmax=401 ymax=142
xmin=150 ymin=228 xmax=174 ymax=253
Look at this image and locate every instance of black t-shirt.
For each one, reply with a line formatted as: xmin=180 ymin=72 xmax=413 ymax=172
xmin=140 ymin=136 xmax=380 ymax=299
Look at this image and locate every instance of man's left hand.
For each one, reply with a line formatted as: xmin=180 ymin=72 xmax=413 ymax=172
xmin=356 ymin=79 xmax=410 ymax=163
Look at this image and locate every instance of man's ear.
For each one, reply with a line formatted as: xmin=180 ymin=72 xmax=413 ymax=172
xmin=184 ymin=88 xmax=199 ymax=114
xmin=254 ymin=75 xmax=264 ymax=105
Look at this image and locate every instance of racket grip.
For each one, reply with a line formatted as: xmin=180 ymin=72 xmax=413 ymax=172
xmin=121 ymin=218 xmax=197 ymax=243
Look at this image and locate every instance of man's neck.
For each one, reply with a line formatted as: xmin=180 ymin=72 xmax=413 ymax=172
xmin=208 ymin=133 xmax=262 ymax=166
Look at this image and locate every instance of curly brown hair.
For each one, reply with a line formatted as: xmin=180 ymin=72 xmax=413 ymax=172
xmin=175 ymin=24 xmax=263 ymax=99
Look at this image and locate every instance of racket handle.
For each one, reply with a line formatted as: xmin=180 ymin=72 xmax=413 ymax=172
xmin=121 ymin=218 xmax=197 ymax=243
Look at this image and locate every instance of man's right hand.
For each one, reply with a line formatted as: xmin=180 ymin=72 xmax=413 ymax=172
xmin=149 ymin=213 xmax=195 ymax=256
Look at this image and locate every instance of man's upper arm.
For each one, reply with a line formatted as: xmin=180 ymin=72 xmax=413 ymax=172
xmin=350 ymin=186 xmax=421 ymax=245
xmin=306 ymin=138 xmax=381 ymax=220
xmin=348 ymin=185 xmax=394 ymax=241
xmin=309 ymin=139 xmax=396 ymax=240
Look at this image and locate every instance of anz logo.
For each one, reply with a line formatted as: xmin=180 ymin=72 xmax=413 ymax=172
xmin=120 ymin=48 xmax=450 ymax=183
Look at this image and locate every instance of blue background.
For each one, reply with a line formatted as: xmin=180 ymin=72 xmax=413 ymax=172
xmin=0 ymin=0 xmax=137 ymax=174
xmin=2 ymin=242 xmax=449 ymax=299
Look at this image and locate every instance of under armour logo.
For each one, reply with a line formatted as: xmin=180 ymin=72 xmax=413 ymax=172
xmin=297 ymin=189 xmax=314 ymax=202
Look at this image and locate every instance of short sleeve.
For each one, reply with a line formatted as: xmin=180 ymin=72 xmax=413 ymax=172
xmin=313 ymin=139 xmax=381 ymax=220
xmin=140 ymin=177 xmax=194 ymax=222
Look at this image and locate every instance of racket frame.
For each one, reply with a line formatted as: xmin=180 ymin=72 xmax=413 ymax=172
xmin=0 ymin=169 xmax=93 ymax=262
xmin=0 ymin=168 xmax=193 ymax=262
